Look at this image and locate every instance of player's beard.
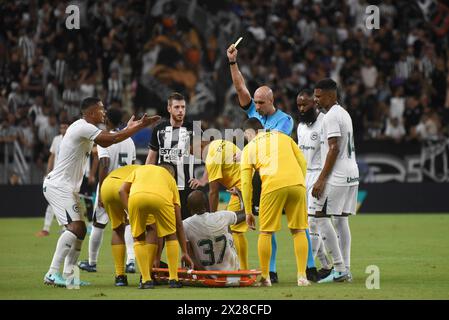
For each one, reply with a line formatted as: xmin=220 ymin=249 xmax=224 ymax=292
xmin=298 ymin=108 xmax=316 ymax=124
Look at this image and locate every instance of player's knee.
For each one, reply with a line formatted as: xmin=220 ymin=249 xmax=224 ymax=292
xmin=113 ymin=223 xmax=125 ymax=233
xmin=134 ymin=232 xmax=145 ymax=242
xmin=67 ymin=221 xmax=87 ymax=239
xmin=93 ymin=221 xmax=107 ymax=229
xmin=290 ymin=228 xmax=305 ymax=235
xmin=145 ymin=231 xmax=158 ymax=244
xmin=165 ymin=232 xmax=177 ymax=241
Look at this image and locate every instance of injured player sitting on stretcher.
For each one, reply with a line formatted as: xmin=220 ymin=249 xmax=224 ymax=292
xmin=182 ymin=189 xmax=246 ymax=273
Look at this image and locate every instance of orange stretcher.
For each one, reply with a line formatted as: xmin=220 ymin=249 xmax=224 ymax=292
xmin=152 ymin=268 xmax=262 ymax=287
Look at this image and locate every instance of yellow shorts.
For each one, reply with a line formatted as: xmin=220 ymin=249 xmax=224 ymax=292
xmin=101 ymin=177 xmax=126 ymax=230
xmin=259 ymin=185 xmax=308 ymax=232
xmin=128 ymin=192 xmax=175 ymax=238
xmin=227 ymin=194 xmax=247 ymax=233
xmin=101 ymin=177 xmax=155 ymax=230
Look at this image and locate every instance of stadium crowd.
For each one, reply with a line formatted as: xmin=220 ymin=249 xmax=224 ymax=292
xmin=1 ymin=0 xmax=449 ymax=183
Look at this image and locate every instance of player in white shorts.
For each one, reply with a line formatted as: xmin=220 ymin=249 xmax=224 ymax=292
xmin=296 ymin=89 xmax=333 ymax=281
xmin=78 ymin=108 xmax=137 ymax=274
xmin=42 ymin=97 xmax=160 ymax=287
xmin=312 ymin=79 xmax=359 ymax=283
xmin=183 ymin=190 xmax=246 ymax=274
xmin=36 ymin=121 xmax=69 ymax=237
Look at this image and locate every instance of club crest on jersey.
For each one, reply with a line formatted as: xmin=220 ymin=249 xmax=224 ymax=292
xmin=310 ymin=132 xmax=319 ymax=141
xmin=72 ymin=204 xmax=80 ymax=213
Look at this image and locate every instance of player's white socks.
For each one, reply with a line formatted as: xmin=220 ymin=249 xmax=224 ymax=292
xmin=333 ymin=216 xmax=351 ymax=272
xmin=63 ymin=238 xmax=83 ymax=277
xmin=43 ymin=205 xmax=54 ymax=232
xmin=316 ymin=218 xmax=346 ymax=273
xmin=88 ymin=226 xmax=104 ymax=265
xmin=309 ymin=217 xmax=332 ymax=270
xmin=316 ymin=240 xmax=332 ymax=270
xmin=48 ymin=231 xmax=77 ymax=274
xmin=308 ymin=217 xmax=322 ymax=257
xmin=125 ymin=224 xmax=135 ymax=263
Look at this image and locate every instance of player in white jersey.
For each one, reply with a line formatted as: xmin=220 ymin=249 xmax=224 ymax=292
xmin=183 ymin=190 xmax=246 ymax=273
xmin=42 ymin=97 xmax=160 ymax=287
xmin=36 ymin=121 xmax=69 ymax=237
xmin=296 ymin=89 xmax=333 ymax=280
xmin=78 ymin=108 xmax=137 ymax=273
xmin=312 ymin=79 xmax=359 ymax=283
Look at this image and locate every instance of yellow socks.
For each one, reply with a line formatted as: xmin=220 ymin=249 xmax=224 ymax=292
xmin=111 ymin=244 xmax=126 ymax=276
xmin=233 ymin=233 xmax=249 ymax=270
xmin=148 ymin=243 xmax=157 ymax=275
xmin=166 ymin=240 xmax=179 ymax=281
xmin=258 ymin=233 xmax=272 ymax=280
xmin=293 ymin=231 xmax=308 ymax=278
xmin=134 ymin=241 xmax=151 ymax=282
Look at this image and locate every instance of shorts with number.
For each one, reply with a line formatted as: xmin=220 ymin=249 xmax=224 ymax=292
xmin=313 ymin=184 xmax=358 ymax=216
xmin=227 ymin=194 xmax=248 ymax=233
xmin=43 ymin=181 xmax=83 ymax=226
xmin=259 ymin=185 xmax=308 ymax=232
xmin=305 ymin=171 xmax=320 ymax=216
xmin=128 ymin=192 xmax=173 ymax=238
xmin=93 ymin=183 xmax=109 ymax=225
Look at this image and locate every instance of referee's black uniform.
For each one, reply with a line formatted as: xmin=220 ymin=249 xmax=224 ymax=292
xmin=149 ymin=120 xmax=200 ymax=220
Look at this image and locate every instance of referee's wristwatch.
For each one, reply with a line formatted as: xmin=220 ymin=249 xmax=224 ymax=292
xmin=229 ymin=60 xmax=237 ymax=65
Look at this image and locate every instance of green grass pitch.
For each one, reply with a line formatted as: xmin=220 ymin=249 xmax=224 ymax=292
xmin=0 ymin=214 xmax=448 ymax=300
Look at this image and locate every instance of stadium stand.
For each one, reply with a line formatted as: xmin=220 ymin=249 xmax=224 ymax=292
xmin=1 ymin=0 xmax=449 ymax=185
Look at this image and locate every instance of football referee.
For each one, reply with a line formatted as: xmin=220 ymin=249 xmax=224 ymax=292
xmin=227 ymin=43 xmax=318 ymax=283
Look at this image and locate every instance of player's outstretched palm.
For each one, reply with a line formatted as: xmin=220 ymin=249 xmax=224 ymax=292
xmin=140 ymin=114 xmax=161 ymax=127
xmin=126 ymin=114 xmax=161 ymax=130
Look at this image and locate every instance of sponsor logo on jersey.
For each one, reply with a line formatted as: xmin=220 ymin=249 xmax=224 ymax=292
xmin=160 ymin=148 xmax=190 ymax=162
xmin=299 ymin=144 xmax=315 ymax=151
xmin=347 ymin=176 xmax=360 ymax=183
xmin=310 ymin=132 xmax=319 ymax=141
